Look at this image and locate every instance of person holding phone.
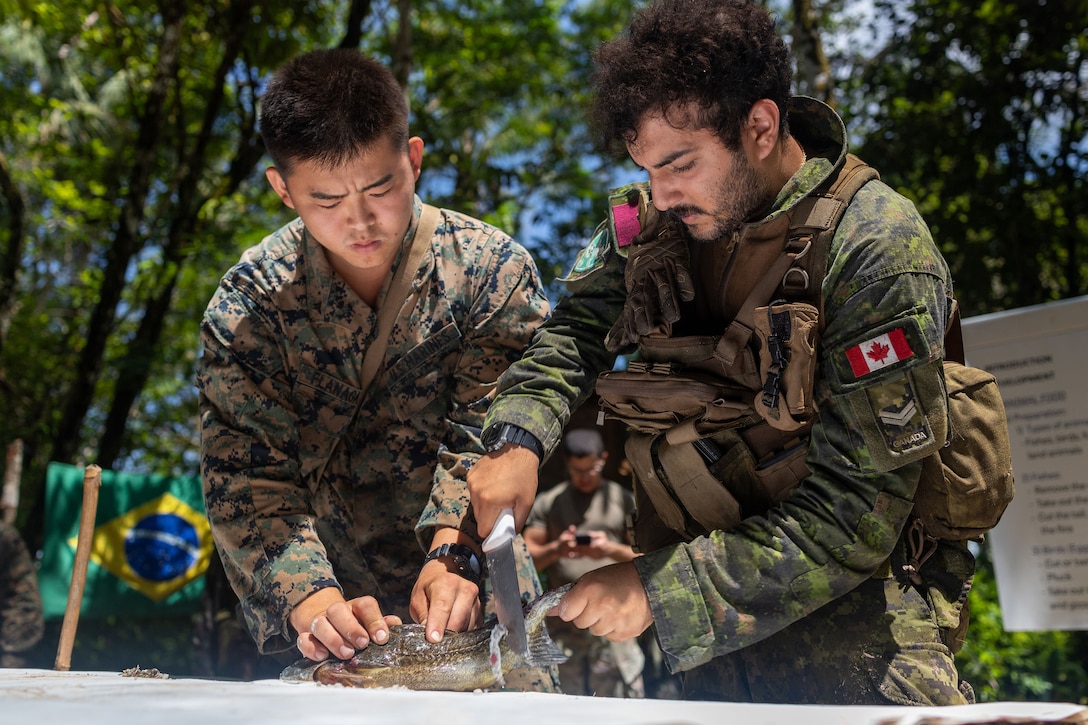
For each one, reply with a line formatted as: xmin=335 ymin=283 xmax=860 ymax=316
xmin=523 ymin=428 xmax=641 ymax=697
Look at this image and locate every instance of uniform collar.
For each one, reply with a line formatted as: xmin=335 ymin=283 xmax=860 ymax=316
xmin=752 ymin=96 xmax=850 ymax=228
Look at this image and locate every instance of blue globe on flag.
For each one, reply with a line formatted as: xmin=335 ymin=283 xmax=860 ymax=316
xmin=125 ymin=512 xmax=204 ymax=584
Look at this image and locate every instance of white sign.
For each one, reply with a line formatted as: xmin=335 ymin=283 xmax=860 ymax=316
xmin=962 ymin=296 xmax=1088 ymax=631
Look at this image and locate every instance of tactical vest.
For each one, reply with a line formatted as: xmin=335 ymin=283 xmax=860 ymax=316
xmin=595 ymin=155 xmax=1013 ymax=557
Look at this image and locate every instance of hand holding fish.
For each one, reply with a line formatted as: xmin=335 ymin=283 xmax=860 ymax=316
xmin=409 ymin=557 xmax=484 ymax=644
xmin=290 ymin=588 xmax=402 ymax=662
xmin=281 ymin=584 xmax=572 ymax=690
xmin=552 ymin=561 xmax=653 ymax=642
xmin=467 ymin=444 xmax=540 ymax=538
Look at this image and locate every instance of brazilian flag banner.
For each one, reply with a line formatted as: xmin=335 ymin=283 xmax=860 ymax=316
xmin=39 ymin=462 xmax=214 ymax=619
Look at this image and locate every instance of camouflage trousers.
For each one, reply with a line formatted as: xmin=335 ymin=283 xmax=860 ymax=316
xmin=679 ymin=537 xmax=976 ymax=705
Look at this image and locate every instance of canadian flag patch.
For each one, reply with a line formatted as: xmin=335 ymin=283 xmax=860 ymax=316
xmin=845 ymin=328 xmax=914 ymax=378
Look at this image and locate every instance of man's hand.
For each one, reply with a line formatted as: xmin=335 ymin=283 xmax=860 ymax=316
xmin=551 ymin=561 xmax=653 ymax=641
xmin=467 ymin=445 xmax=540 ymax=538
xmin=409 ymin=558 xmax=484 ymax=643
xmin=571 ymin=529 xmax=630 ymax=562
xmin=290 ymin=587 xmax=402 ymax=662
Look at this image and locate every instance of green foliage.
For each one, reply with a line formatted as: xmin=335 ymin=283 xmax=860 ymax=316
xmin=958 ymin=542 xmax=1088 ymax=703
xmin=841 ymin=0 xmax=1088 ymax=316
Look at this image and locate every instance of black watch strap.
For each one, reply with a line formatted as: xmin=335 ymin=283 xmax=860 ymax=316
xmin=482 ymin=423 xmax=544 ymax=459
xmin=424 ymin=543 xmax=482 ymax=586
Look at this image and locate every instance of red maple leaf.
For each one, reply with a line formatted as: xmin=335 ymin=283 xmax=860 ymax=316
xmin=866 ymin=341 xmax=891 ymax=363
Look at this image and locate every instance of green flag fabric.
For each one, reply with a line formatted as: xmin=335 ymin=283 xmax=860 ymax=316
xmin=38 ymin=462 xmax=214 ymax=619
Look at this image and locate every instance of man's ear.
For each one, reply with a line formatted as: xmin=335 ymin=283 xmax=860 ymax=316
xmin=745 ymin=99 xmax=782 ymax=162
xmin=408 ymin=136 xmax=424 ymax=181
xmin=265 ymin=167 xmax=295 ymax=209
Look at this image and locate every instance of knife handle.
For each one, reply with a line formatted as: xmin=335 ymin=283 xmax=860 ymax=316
xmin=482 ymin=508 xmax=515 ymax=552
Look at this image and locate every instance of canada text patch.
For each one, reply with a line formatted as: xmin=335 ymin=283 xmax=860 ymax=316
xmin=866 ymin=375 xmax=933 ymax=456
xmin=845 ymin=327 xmax=914 ymax=379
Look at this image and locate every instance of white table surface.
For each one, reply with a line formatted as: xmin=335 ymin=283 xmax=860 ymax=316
xmin=2 ymin=668 xmax=1085 ymax=725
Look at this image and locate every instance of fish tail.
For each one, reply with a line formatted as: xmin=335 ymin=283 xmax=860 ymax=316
xmin=525 ymin=622 xmax=568 ymax=666
xmin=522 ymin=583 xmax=573 ymax=667
xmin=279 ymin=658 xmax=323 ymax=683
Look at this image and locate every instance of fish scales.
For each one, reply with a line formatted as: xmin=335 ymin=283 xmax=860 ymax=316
xmin=280 ymin=584 xmax=572 ymax=691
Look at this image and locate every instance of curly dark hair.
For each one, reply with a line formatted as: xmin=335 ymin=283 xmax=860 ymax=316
xmin=589 ymin=0 xmax=792 ymax=155
xmin=259 ymin=49 xmax=409 ymax=175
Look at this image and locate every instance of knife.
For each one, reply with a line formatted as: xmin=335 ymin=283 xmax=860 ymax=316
xmin=482 ymin=507 xmax=529 ymax=657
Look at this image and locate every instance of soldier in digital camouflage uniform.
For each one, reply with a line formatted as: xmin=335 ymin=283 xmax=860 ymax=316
xmin=0 ymin=520 xmax=45 ymax=668
xmin=468 ymin=0 xmax=976 ymax=704
xmin=197 ymin=49 xmax=556 ymax=691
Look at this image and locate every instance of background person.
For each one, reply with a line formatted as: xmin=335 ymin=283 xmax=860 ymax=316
xmin=0 ymin=520 xmax=44 ymax=668
xmin=524 ymin=428 xmax=642 ymax=697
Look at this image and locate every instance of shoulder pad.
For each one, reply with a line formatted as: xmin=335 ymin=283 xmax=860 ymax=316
xmin=563 ymin=224 xmax=614 ymax=282
xmin=608 ymin=182 xmax=651 ymax=250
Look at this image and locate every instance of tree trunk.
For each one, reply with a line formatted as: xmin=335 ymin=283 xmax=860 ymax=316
xmin=97 ymin=0 xmax=259 ymax=468
xmin=338 ymin=0 xmax=374 ymax=49
xmin=791 ymin=0 xmax=834 ymax=104
xmin=0 ymin=150 xmax=25 ymax=357
xmin=50 ymin=5 xmax=185 ymax=466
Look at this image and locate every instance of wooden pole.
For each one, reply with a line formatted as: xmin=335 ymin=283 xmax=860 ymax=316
xmin=1 ymin=439 xmax=23 ymax=525
xmin=54 ymin=464 xmax=102 ymax=672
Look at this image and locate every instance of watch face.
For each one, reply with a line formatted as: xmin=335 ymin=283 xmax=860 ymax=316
xmin=484 ymin=425 xmax=510 ymax=451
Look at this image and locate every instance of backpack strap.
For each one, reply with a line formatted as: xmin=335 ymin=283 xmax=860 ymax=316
xmin=310 ymin=204 xmax=442 ymax=493
xmin=715 ymin=155 xmax=878 ymax=365
xmin=778 ymin=154 xmax=880 ymax=316
xmin=360 ymin=203 xmax=442 ymax=393
xmin=944 ymin=298 xmax=966 ymax=365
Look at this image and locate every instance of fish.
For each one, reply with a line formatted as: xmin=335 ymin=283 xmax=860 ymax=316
xmin=280 ymin=583 xmax=572 ymax=691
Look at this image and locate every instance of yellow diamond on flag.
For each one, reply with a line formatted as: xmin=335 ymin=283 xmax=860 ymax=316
xmin=68 ymin=491 xmax=214 ymax=602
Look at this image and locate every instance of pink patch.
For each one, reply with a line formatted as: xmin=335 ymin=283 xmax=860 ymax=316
xmin=612 ymin=200 xmax=641 ymax=248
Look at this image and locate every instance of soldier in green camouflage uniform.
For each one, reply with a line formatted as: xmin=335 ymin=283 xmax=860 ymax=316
xmin=197 ymin=49 xmax=555 ymax=690
xmin=0 ymin=520 xmax=44 ymax=668
xmin=468 ymin=0 xmax=975 ymax=704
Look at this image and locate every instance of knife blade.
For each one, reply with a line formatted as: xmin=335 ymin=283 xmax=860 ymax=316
xmin=481 ymin=507 xmax=528 ymax=657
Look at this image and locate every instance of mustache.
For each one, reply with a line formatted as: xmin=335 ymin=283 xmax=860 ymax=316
xmin=666 ymin=205 xmax=706 ymax=222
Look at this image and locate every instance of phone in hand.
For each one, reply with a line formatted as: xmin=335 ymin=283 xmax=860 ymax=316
xmin=575 ymin=533 xmax=591 ymax=545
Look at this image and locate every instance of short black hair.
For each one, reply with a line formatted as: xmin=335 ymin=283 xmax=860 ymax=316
xmin=589 ymin=0 xmax=792 ymax=154
xmin=562 ymin=428 xmax=605 ymax=457
xmin=259 ymin=49 xmax=410 ymax=175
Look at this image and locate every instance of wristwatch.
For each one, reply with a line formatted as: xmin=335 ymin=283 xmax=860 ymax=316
xmin=481 ymin=423 xmax=544 ymax=459
xmin=423 ymin=543 xmax=482 ymax=586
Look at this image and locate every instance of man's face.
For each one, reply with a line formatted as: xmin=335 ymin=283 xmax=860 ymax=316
xmin=566 ymin=453 xmax=605 ymax=494
xmin=265 ymin=135 xmax=423 ymax=287
xmin=626 ymin=110 xmax=774 ymax=242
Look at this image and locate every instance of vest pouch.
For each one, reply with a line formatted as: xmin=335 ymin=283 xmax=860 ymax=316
xmin=753 ymin=301 xmax=819 ymax=432
xmin=596 ymin=361 xmax=755 ymax=434
xmin=912 ymin=361 xmax=1015 ymax=541
xmin=625 ymin=431 xmax=745 ymax=548
xmin=750 ymin=437 xmax=811 ymax=504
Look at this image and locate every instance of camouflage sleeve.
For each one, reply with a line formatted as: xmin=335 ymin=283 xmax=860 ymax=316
xmin=0 ymin=522 xmax=45 ymax=655
xmin=635 ymin=182 xmax=953 ymax=672
xmin=483 ymin=222 xmax=628 ymax=457
xmin=198 ymin=271 xmax=340 ymax=654
xmin=416 ymin=230 xmax=552 ymax=546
